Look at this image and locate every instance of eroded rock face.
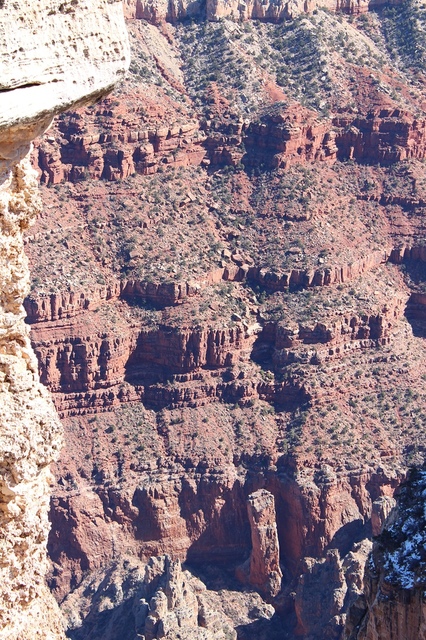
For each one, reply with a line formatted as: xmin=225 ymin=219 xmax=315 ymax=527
xmin=237 ymin=489 xmax=282 ymax=598
xmin=0 ymin=154 xmax=62 ymax=638
xmin=60 ymin=555 xmax=239 ymax=639
xmin=142 ymin=556 xmax=237 ymax=640
xmin=371 ymin=496 xmax=396 ymax=537
xmin=346 ymin=469 xmax=426 ymax=640
xmin=20 ymin=3 xmax=426 ymax=638
xmin=35 ymin=103 xmax=426 ymax=189
xmin=0 ymin=0 xmax=129 ymax=637
xmin=46 ymin=456 xmax=400 ymax=612
xmin=132 ymin=0 xmax=402 ymax=24
xmin=0 ymin=152 xmax=66 ymax=640
xmin=0 ymin=0 xmax=129 ymax=146
xmin=294 ymin=541 xmax=372 ymax=639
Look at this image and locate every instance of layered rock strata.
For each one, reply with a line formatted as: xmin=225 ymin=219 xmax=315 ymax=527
xmin=47 ymin=459 xmax=400 ymax=605
xmin=23 ymin=241 xmax=426 ymax=325
xmin=0 ymin=0 xmax=129 ymax=637
xmin=22 ymin=3 xmax=426 ymax=639
xmin=23 ymin=265 xmax=405 ymax=418
xmin=35 ymin=105 xmax=426 ymax=187
xmin=334 ymin=111 xmax=426 ymax=165
xmin=35 ymin=119 xmax=205 ymax=184
xmin=132 ymin=0 xmax=402 ymax=24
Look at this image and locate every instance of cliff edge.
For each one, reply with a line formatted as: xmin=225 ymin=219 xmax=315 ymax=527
xmin=0 ymin=1 xmax=129 ymax=638
xmin=346 ymin=468 xmax=426 ymax=640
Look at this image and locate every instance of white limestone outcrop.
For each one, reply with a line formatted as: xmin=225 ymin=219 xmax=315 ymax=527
xmin=0 ymin=1 xmax=129 ymax=637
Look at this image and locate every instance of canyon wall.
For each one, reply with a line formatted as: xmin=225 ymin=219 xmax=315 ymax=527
xmin=132 ymin=0 xmax=402 ymax=24
xmin=0 ymin=0 xmax=129 ymax=637
xmin=0 ymin=155 xmax=65 ymax=640
xmin=35 ymin=104 xmax=426 ymax=187
xmin=21 ymin=1 xmax=426 ymax=637
xmin=346 ymin=469 xmax=426 ymax=640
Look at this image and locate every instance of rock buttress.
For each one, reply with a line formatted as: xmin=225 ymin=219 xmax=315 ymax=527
xmin=346 ymin=469 xmax=426 ymax=640
xmin=0 ymin=155 xmax=65 ymax=639
xmin=0 ymin=0 xmax=129 ymax=637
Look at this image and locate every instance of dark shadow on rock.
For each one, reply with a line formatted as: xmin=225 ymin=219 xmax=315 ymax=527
xmin=66 ymin=587 xmax=138 ymax=640
xmin=236 ymin=614 xmax=289 ymax=640
xmin=401 ymin=261 xmax=426 ymax=337
xmin=405 ymin=309 xmax=426 ymax=338
xmin=184 ymin=478 xmax=251 ymax=565
xmin=327 ymin=518 xmax=370 ymax=556
xmin=184 ymin=559 xmax=248 ymax=592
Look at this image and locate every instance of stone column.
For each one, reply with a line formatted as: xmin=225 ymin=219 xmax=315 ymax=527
xmin=237 ymin=488 xmax=282 ymax=598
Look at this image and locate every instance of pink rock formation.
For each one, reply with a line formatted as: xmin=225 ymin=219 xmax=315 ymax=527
xmin=248 ymin=489 xmax=283 ymax=597
xmin=237 ymin=489 xmax=282 ymax=598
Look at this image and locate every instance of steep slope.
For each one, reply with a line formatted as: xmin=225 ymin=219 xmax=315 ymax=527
xmin=24 ymin=1 xmax=426 ymax=638
xmin=0 ymin=0 xmax=129 ymax=637
xmin=346 ymin=468 xmax=426 ymax=640
xmin=0 ymin=154 xmax=65 ymax=640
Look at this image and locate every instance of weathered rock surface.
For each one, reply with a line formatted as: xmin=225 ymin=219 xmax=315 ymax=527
xmin=346 ymin=469 xmax=426 ymax=640
xmin=335 ymin=111 xmax=426 ymax=165
xmin=0 ymin=0 xmax=129 ymax=141
xmin=59 ymin=553 xmax=279 ymax=639
xmin=22 ymin=3 xmax=426 ymax=639
xmin=47 ymin=455 xmax=401 ymax=605
xmin=141 ymin=556 xmax=237 ymax=640
xmin=35 ymin=116 xmax=205 ymax=185
xmin=34 ymin=102 xmax=426 ymax=189
xmin=294 ymin=541 xmax=373 ymax=639
xmin=237 ymin=489 xmax=282 ymax=598
xmin=23 ymin=262 xmax=408 ymax=419
xmin=0 ymin=0 xmax=129 ymax=638
xmin=207 ymin=104 xmax=338 ymax=171
xmin=370 ymin=495 xmax=396 ymax=537
xmin=0 ymin=151 xmax=65 ymax=640
xmin=131 ymin=0 xmax=401 ymax=24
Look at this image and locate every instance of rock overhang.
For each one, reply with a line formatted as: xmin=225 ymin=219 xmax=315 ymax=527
xmin=0 ymin=0 xmax=130 ymax=165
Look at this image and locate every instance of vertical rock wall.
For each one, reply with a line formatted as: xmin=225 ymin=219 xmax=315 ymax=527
xmin=346 ymin=471 xmax=426 ymax=640
xmin=0 ymin=1 xmax=129 ymax=637
xmin=236 ymin=489 xmax=283 ymax=598
xmin=133 ymin=0 xmax=403 ymax=24
xmin=0 ymin=154 xmax=65 ymax=639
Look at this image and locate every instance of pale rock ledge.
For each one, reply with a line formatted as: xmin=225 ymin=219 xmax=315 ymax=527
xmin=0 ymin=0 xmax=130 ymax=170
xmin=0 ymin=1 xmax=129 ymax=638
